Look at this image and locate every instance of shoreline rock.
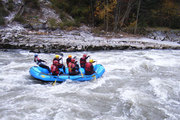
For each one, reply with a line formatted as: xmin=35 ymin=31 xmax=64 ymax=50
xmin=1 ymin=0 xmax=179 ymax=53
xmin=0 ymin=25 xmax=180 ymax=53
xmin=146 ymin=29 xmax=180 ymax=44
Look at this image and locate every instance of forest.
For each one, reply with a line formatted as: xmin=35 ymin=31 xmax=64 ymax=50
xmin=51 ymin=0 xmax=180 ymax=32
xmin=0 ymin=0 xmax=180 ymax=33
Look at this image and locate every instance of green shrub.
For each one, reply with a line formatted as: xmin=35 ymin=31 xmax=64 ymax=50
xmin=7 ymin=0 xmax=14 ymax=11
xmin=24 ymin=0 xmax=40 ymax=9
xmin=0 ymin=1 xmax=9 ymax=25
xmin=0 ymin=5 xmax=9 ymax=17
xmin=48 ymin=18 xmax=59 ymax=29
xmin=0 ymin=15 xmax=5 ymax=25
xmin=14 ymin=16 xmax=26 ymax=23
xmin=59 ymin=20 xmax=79 ymax=30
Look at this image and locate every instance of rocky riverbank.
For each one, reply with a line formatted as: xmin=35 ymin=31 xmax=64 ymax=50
xmin=0 ymin=0 xmax=179 ymax=53
xmin=0 ymin=24 xmax=180 ymax=53
xmin=146 ymin=29 xmax=180 ymax=44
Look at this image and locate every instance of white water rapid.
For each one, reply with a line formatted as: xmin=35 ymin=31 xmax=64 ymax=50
xmin=0 ymin=50 xmax=180 ymax=120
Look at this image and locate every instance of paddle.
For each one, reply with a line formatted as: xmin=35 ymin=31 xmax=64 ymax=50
xmin=80 ymin=71 xmax=83 ymax=77
xmin=73 ymin=56 xmax=77 ymax=60
xmin=92 ymin=74 xmax=96 ymax=80
xmin=52 ymin=79 xmax=57 ymax=86
xmin=52 ymin=75 xmax=59 ymax=86
xmin=59 ymin=53 xmax=64 ymax=64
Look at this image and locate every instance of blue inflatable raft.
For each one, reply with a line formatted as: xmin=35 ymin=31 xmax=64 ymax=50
xmin=29 ymin=64 xmax=105 ymax=82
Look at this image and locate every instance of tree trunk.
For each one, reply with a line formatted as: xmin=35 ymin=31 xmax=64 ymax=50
xmin=134 ymin=0 xmax=141 ymax=34
xmin=106 ymin=0 xmax=109 ymax=32
xmin=120 ymin=0 xmax=134 ymax=27
xmin=9 ymin=3 xmax=24 ymax=24
xmin=90 ymin=0 xmax=95 ymax=27
xmin=113 ymin=0 xmax=121 ymax=32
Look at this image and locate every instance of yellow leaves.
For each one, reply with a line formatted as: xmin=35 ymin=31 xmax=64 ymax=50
xmin=163 ymin=0 xmax=175 ymax=9
xmin=128 ymin=20 xmax=137 ymax=28
xmin=161 ymin=0 xmax=179 ymax=16
xmin=96 ymin=6 xmax=100 ymax=11
xmin=94 ymin=0 xmax=118 ymax=19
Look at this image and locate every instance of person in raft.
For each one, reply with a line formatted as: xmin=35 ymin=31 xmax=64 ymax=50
xmin=75 ymin=60 xmax=80 ymax=72
xmin=66 ymin=55 xmax=72 ymax=66
xmin=34 ymin=54 xmax=51 ymax=72
xmin=85 ymin=59 xmax=95 ymax=75
xmin=53 ymin=55 xmax=65 ymax=73
xmin=68 ymin=59 xmax=80 ymax=75
xmin=51 ymin=60 xmax=60 ymax=75
xmin=80 ymin=54 xmax=89 ymax=68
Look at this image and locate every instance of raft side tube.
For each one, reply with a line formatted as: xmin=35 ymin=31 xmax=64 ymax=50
xmin=29 ymin=64 xmax=105 ymax=82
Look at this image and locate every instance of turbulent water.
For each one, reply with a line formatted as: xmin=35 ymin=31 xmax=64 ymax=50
xmin=0 ymin=49 xmax=180 ymax=120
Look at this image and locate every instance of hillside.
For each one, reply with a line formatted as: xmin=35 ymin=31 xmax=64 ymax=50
xmin=0 ymin=0 xmax=74 ymax=30
xmin=1 ymin=0 xmax=180 ymax=31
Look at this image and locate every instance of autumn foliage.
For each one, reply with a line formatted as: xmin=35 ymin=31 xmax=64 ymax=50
xmin=51 ymin=0 xmax=179 ymax=31
xmin=1 ymin=0 xmax=179 ymax=31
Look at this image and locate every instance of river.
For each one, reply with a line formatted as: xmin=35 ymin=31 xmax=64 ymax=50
xmin=0 ymin=49 xmax=180 ymax=120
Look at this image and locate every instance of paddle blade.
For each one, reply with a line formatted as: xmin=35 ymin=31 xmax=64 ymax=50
xmin=80 ymin=71 xmax=83 ymax=77
xmin=92 ymin=75 xmax=96 ymax=80
xmin=52 ymin=79 xmax=57 ymax=86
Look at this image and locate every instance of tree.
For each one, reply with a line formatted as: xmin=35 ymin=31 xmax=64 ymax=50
xmin=113 ymin=0 xmax=121 ymax=32
xmin=134 ymin=0 xmax=141 ymax=34
xmin=120 ymin=0 xmax=135 ymax=27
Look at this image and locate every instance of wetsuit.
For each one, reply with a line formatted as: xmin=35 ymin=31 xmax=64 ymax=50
xmin=68 ymin=62 xmax=80 ymax=75
xmin=34 ymin=57 xmax=50 ymax=72
xmin=51 ymin=64 xmax=59 ymax=75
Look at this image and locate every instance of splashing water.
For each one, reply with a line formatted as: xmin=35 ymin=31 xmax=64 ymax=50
xmin=0 ymin=49 xmax=180 ymax=120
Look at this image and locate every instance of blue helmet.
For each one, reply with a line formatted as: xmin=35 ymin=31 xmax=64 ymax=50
xmin=34 ymin=54 xmax=38 ymax=57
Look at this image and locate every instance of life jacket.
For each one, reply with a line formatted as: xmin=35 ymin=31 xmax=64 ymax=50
xmin=68 ymin=62 xmax=76 ymax=73
xmin=85 ymin=62 xmax=93 ymax=72
xmin=80 ymin=57 xmax=86 ymax=68
xmin=34 ymin=57 xmax=40 ymax=65
xmin=51 ymin=64 xmax=59 ymax=75
xmin=85 ymin=62 xmax=95 ymax=75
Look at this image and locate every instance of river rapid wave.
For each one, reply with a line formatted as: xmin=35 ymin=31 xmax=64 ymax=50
xmin=0 ymin=50 xmax=180 ymax=120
